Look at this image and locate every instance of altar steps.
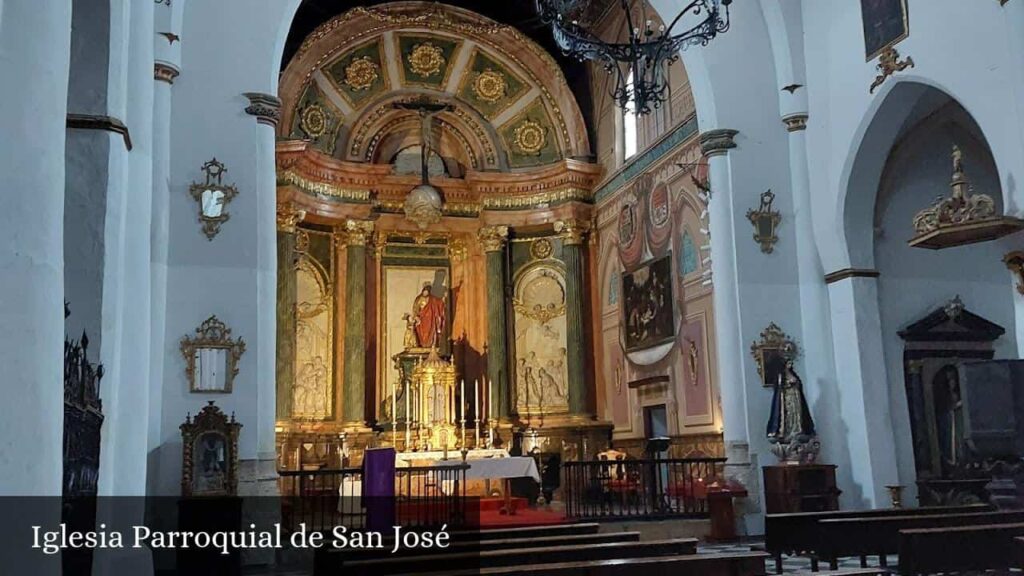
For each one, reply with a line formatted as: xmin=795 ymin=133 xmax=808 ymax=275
xmin=339 ymin=537 xmax=698 ymax=575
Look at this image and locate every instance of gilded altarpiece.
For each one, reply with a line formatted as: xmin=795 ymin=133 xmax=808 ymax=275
xmin=293 ymin=228 xmax=335 ymax=421
xmin=512 ymin=237 xmax=570 ymax=416
xmin=378 ymin=235 xmax=454 ymax=423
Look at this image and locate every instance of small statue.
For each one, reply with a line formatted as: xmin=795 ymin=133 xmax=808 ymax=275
xmin=766 ymin=360 xmax=820 ymax=464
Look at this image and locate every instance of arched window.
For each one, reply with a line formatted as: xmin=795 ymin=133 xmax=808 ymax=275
xmin=681 ymin=231 xmax=698 ymax=276
xmin=623 ymin=70 xmax=638 ymax=160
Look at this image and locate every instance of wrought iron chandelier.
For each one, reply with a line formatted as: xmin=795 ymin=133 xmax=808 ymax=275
xmin=537 ymin=0 xmax=731 ymax=115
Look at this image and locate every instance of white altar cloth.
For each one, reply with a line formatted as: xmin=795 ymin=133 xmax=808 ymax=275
xmin=394 ymin=448 xmax=509 ymax=464
xmin=431 ymin=456 xmax=540 ymax=482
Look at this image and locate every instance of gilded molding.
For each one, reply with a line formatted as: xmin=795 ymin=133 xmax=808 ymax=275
xmin=343 ymin=219 xmax=375 ymax=246
xmin=869 ymin=47 xmax=914 ymax=94
xmin=154 ymin=62 xmax=180 ymax=84
xmin=276 ymin=203 xmax=307 ymax=233
xmin=66 ymin=113 xmax=132 ymax=151
xmin=554 ymin=219 xmax=591 ymax=245
xmin=782 ymin=113 xmax=808 ymax=132
xmin=277 ymin=170 xmax=372 ymax=202
xmin=243 ymin=92 xmax=282 ymax=127
xmin=478 ymin=225 xmax=509 ymax=252
xmin=823 ymin=268 xmax=880 ymax=284
xmin=699 ymin=129 xmax=738 ymax=157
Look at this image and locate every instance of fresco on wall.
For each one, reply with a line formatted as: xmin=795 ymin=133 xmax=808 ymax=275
xmin=646 ymin=180 xmax=673 ymax=253
xmin=680 ymin=318 xmax=713 ymax=424
xmin=623 ymin=254 xmax=675 ymax=351
xmin=513 ymin=264 xmax=570 ymax=415
xmin=861 ymin=0 xmax=908 ymax=60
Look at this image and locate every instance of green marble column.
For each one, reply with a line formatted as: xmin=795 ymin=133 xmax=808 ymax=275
xmin=557 ymin=219 xmax=591 ymax=416
xmin=275 ymin=204 xmax=304 ymax=420
xmin=479 ymin=225 xmax=510 ymax=420
xmin=342 ymin=220 xmax=374 ymax=427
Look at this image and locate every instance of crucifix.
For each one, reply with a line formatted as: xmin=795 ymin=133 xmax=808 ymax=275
xmin=392 ymin=99 xmax=453 ymax=185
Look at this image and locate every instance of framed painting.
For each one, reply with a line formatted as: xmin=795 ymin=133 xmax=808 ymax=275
xmin=861 ymin=0 xmax=909 ymax=61
xmin=622 ymin=254 xmax=675 ymax=352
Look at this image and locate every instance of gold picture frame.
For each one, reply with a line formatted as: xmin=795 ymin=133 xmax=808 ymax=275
xmin=180 ymin=315 xmax=246 ymax=393
xmin=751 ymin=323 xmax=798 ymax=388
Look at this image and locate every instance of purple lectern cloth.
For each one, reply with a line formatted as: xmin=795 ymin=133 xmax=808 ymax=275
xmin=363 ymin=447 xmax=396 ymax=531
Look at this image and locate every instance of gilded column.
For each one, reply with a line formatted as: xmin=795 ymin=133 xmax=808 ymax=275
xmin=342 ymin=220 xmax=374 ymax=427
xmin=479 ymin=226 xmax=510 ymax=420
xmin=556 ymin=219 xmax=592 ymax=417
xmin=275 ymin=204 xmax=305 ymax=421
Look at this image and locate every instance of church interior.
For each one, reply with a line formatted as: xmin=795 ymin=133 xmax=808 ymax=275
xmin=6 ymin=0 xmax=1024 ymax=574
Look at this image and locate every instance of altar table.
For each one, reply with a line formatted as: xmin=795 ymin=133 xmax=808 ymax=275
xmin=431 ymin=456 xmax=540 ymax=515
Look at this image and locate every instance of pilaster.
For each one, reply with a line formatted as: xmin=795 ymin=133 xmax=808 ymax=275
xmin=342 ymin=219 xmax=374 ymax=427
xmin=479 ymin=225 xmax=510 ymax=420
xmin=276 ymin=204 xmax=306 ymax=421
xmin=555 ymin=219 xmax=592 ymax=417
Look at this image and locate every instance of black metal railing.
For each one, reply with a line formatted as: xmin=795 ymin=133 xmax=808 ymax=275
xmin=563 ymin=457 xmax=727 ymax=520
xmin=278 ymin=463 xmax=469 ymax=532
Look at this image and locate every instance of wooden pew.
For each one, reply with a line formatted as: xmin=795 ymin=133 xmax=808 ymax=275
xmin=340 ymin=538 xmax=698 ymax=576
xmin=313 ymin=523 xmax=615 ymax=573
xmin=817 ymin=509 xmax=1024 ymax=570
xmin=764 ymin=503 xmax=989 ymax=573
xmin=899 ymin=521 xmax=1024 ymax=575
xmin=407 ymin=552 xmax=772 ymax=576
xmin=1017 ymin=536 xmax=1024 ymax=569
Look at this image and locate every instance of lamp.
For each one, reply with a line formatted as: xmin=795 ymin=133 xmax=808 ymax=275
xmin=537 ymin=0 xmax=731 ymax=115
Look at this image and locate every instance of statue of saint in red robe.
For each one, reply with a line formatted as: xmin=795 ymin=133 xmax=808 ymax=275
xmin=412 ymin=285 xmax=445 ymax=348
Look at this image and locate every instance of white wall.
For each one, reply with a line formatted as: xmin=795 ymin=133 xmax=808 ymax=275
xmin=155 ymin=0 xmax=302 ymax=496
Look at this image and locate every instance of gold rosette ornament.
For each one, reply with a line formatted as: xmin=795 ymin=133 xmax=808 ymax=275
xmin=473 ymin=69 xmax=507 ymax=103
xmin=408 ymin=43 xmax=445 ymax=77
xmin=299 ymin=103 xmax=328 ymax=139
xmin=513 ymin=119 xmax=547 ymax=156
xmin=344 ymin=56 xmax=379 ymax=91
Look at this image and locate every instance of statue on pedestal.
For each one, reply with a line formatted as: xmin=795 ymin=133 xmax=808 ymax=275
xmin=766 ymin=360 xmax=820 ymax=464
xmin=402 ymin=283 xmax=446 ymax=350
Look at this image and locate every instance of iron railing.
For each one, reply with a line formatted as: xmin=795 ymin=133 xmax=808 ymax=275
xmin=279 ymin=463 xmax=469 ymax=532
xmin=562 ymin=457 xmax=726 ymax=520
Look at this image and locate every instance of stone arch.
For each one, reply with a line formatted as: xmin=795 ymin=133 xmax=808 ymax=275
xmin=837 ymin=79 xmax=1007 ymax=270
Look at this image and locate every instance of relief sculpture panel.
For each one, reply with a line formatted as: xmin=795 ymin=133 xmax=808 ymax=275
xmin=293 ymin=255 xmax=333 ymax=420
xmin=513 ymin=262 xmax=569 ymax=416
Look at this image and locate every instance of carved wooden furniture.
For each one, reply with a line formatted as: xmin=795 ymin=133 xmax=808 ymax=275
xmin=180 ymin=401 xmax=242 ymax=497
xmin=817 ymin=509 xmax=1024 ymax=570
xmin=900 ymin=522 xmax=1024 ymax=575
xmin=762 ymin=464 xmax=840 ymax=514
xmin=764 ymin=504 xmax=991 ymax=574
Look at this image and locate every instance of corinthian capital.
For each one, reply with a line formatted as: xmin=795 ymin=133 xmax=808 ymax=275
xmin=343 ymin=219 xmax=375 ymax=247
xmin=554 ymin=219 xmax=591 ymax=246
xmin=477 ymin=225 xmax=509 ymax=252
xmin=276 ymin=203 xmax=306 ymax=233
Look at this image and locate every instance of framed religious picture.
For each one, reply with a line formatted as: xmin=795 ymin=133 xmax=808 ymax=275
xmin=622 ymin=254 xmax=675 ymax=352
xmin=861 ymin=0 xmax=909 ymax=61
xmin=180 ymin=401 xmax=241 ymax=497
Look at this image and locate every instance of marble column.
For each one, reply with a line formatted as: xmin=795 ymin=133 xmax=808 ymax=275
xmin=479 ymin=226 xmax=510 ymax=420
xmin=342 ymin=220 xmax=374 ymax=427
xmin=0 ymin=0 xmax=71 ymax=498
xmin=276 ymin=204 xmax=305 ymax=421
xmin=555 ymin=219 xmax=592 ymax=417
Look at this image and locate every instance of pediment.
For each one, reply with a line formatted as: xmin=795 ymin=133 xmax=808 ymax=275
xmin=898 ymin=298 xmax=1005 ymax=342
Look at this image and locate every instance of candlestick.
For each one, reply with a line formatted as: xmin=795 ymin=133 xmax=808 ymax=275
xmin=392 ymin=378 xmax=398 ymax=441
xmin=405 ymin=380 xmax=411 ymax=452
xmin=474 ymin=379 xmax=480 ymax=448
xmin=460 ymin=379 xmax=466 ymax=448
